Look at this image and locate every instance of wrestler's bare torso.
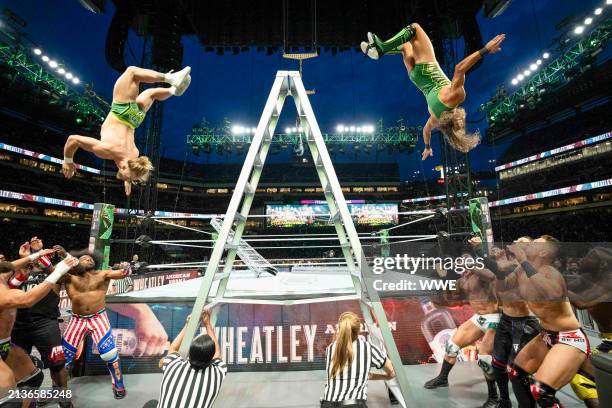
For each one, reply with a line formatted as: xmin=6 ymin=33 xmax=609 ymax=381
xmin=64 ymin=270 xmax=112 ymax=315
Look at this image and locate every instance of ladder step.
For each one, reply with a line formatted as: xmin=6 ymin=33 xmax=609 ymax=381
xmin=315 ymin=156 xmax=324 ymax=168
xmin=324 ymin=183 xmax=333 ymax=194
xmin=225 ymin=244 xmax=239 ymax=250
xmin=244 ymin=182 xmax=255 ymax=195
xmin=330 ymin=211 xmax=342 ymax=223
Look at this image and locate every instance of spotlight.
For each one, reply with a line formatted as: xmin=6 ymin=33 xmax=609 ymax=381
xmin=58 ymin=68 xmax=65 ymax=74
xmin=349 ymin=126 xmax=355 ymax=132
xmin=523 ymin=69 xmax=531 ymax=76
xmin=72 ymin=77 xmax=80 ymax=84
xmin=42 ymin=55 xmax=49 ymax=62
xmin=356 ymin=127 xmax=362 ymax=132
xmin=285 ymin=127 xmax=291 ymax=134
xmin=231 ymin=125 xmax=241 ymax=134
xmin=33 ymin=48 xmax=42 ymax=55
xmin=49 ymin=60 xmax=58 ymax=68
xmin=529 ymin=63 xmax=537 ymax=70
xmin=536 ymin=59 xmax=542 ymax=65
xmin=292 ymin=127 xmax=297 ymax=133
xmin=574 ymin=26 xmax=585 ymax=35
xmin=607 ymin=0 xmax=612 ymax=5
xmin=543 ymin=52 xmax=550 ymax=59
xmin=298 ymin=127 xmax=303 ymax=132
xmin=65 ymin=72 xmax=73 ymax=79
xmin=594 ymin=7 xmax=602 ymax=15
xmin=251 ymin=127 xmax=257 ymax=133
xmin=336 ymin=124 xmax=344 ymax=133
xmin=511 ymin=78 xmax=519 ymax=85
xmin=584 ymin=17 xmax=593 ymax=25
xmin=518 ymin=74 xmax=524 ymax=81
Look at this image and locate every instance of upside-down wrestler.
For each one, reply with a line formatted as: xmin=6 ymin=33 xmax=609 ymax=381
xmin=361 ymin=23 xmax=504 ymax=160
xmin=62 ymin=65 xmax=192 ymax=195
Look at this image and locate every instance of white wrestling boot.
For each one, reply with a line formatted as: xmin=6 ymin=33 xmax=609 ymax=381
xmin=173 ymin=74 xmax=191 ymax=96
xmin=165 ymin=66 xmax=191 ymax=90
xmin=360 ymin=32 xmax=380 ymax=60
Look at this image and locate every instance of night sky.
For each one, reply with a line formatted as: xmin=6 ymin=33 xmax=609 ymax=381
xmin=1 ymin=0 xmax=603 ymax=181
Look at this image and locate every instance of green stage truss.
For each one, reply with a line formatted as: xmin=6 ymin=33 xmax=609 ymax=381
xmin=0 ymin=41 xmax=109 ymax=123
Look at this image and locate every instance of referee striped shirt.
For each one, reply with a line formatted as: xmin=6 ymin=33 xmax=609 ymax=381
xmin=158 ymin=353 xmax=227 ymax=408
xmin=323 ymin=336 xmax=387 ymax=402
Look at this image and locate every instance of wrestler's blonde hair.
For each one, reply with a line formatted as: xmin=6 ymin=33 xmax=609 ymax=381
xmin=330 ymin=312 xmax=361 ymax=379
xmin=127 ymin=156 xmax=154 ymax=182
xmin=439 ymin=107 xmax=480 ymax=153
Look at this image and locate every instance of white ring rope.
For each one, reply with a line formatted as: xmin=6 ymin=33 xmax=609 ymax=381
xmin=150 ymin=234 xmax=435 ymax=245
xmin=147 ymin=210 xmax=436 ymax=220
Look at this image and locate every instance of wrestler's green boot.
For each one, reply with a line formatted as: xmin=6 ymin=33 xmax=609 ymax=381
xmin=362 ymin=25 xmax=417 ymax=60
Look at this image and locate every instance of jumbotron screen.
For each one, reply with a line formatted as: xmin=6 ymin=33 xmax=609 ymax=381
xmin=266 ymin=203 xmax=398 ymax=227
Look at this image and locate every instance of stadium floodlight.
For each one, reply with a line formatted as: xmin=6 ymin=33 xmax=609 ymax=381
xmin=574 ymin=26 xmax=585 ymax=35
xmin=584 ymin=17 xmax=593 ymax=25
xmin=543 ymin=52 xmax=550 ymax=59
xmin=518 ymin=74 xmax=525 ymax=81
xmin=42 ymin=55 xmax=49 ymax=62
xmin=285 ymin=127 xmax=291 ymax=134
xmin=607 ymin=0 xmax=611 ymax=5
xmin=529 ymin=63 xmax=537 ymax=70
xmin=72 ymin=77 xmax=80 ymax=84
xmin=292 ymin=127 xmax=297 ymax=133
xmin=33 ymin=48 xmax=42 ymax=55
xmin=523 ymin=69 xmax=531 ymax=76
xmin=356 ymin=126 xmax=362 ymax=132
xmin=49 ymin=60 xmax=58 ymax=68
xmin=58 ymin=68 xmax=65 ymax=74
xmin=336 ymin=124 xmax=344 ymax=133
xmin=231 ymin=125 xmax=243 ymax=135
xmin=511 ymin=78 xmax=519 ymax=85
xmin=349 ymin=126 xmax=356 ymax=132
xmin=65 ymin=72 xmax=73 ymax=79
xmin=594 ymin=7 xmax=602 ymax=15
xmin=365 ymin=125 xmax=375 ymax=133
xmin=251 ymin=127 xmax=257 ymax=133
xmin=536 ymin=59 xmax=542 ymax=65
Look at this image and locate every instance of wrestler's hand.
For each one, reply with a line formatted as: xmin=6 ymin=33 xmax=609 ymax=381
xmin=62 ymin=162 xmax=76 ymax=179
xmin=19 ymin=242 xmax=31 ymax=258
xmin=124 ymin=181 xmax=132 ymax=196
xmin=134 ymin=306 xmax=169 ymax=357
xmin=53 ymin=245 xmax=68 ymax=259
xmin=421 ymin=147 xmax=433 ymax=161
xmin=485 ymin=34 xmax=505 ymax=54
xmin=468 ymin=236 xmax=482 ymax=246
xmin=39 ymin=248 xmax=57 ymax=258
xmin=506 ymin=244 xmax=526 ymax=263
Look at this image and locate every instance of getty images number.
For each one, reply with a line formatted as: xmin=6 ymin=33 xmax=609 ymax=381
xmin=8 ymin=388 xmax=73 ymax=400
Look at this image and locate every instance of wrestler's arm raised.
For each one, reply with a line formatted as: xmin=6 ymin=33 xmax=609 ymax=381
xmin=506 ymin=244 xmax=565 ymax=299
xmin=451 ymin=34 xmax=505 ymax=91
xmin=0 ymin=256 xmax=77 ymax=308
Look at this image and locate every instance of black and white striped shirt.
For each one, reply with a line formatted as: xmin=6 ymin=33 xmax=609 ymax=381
xmin=323 ymin=336 xmax=387 ymax=402
xmin=158 ymin=353 xmax=227 ymax=408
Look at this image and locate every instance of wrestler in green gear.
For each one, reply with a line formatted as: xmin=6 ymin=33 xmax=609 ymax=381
xmin=110 ymin=102 xmax=147 ymax=129
xmin=62 ymin=65 xmax=192 ymax=196
xmin=361 ymin=24 xmax=505 ymax=159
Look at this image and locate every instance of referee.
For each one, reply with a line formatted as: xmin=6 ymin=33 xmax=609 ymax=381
xmin=157 ymin=310 xmax=226 ymax=408
xmin=322 ymin=312 xmax=396 ymax=408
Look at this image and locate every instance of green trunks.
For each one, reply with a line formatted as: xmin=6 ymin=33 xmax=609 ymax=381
xmin=110 ymin=101 xmax=146 ymax=129
xmin=409 ymin=62 xmax=453 ymax=119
